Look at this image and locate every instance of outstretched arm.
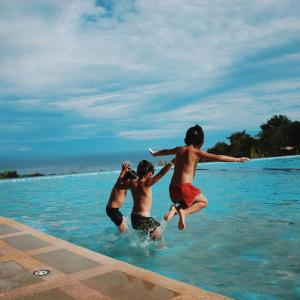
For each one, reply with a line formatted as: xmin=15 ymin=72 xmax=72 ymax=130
xmin=116 ymin=161 xmax=131 ymax=188
xmin=147 ymin=158 xmax=175 ymax=186
xmin=149 ymin=147 xmax=178 ymax=157
xmin=198 ymin=150 xmax=250 ymax=162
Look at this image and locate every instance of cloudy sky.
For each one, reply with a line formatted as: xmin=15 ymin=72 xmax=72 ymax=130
xmin=1 ymin=0 xmax=300 ymax=158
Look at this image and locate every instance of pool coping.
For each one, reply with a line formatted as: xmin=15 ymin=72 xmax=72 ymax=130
xmin=0 ymin=216 xmax=230 ymax=299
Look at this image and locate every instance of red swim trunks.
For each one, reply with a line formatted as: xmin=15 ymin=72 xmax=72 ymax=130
xmin=169 ymin=183 xmax=201 ymax=208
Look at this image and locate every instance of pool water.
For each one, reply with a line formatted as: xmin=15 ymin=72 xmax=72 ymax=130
xmin=1 ymin=156 xmax=300 ymax=299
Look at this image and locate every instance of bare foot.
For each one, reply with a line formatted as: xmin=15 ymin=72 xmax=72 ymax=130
xmin=178 ymin=208 xmax=186 ymax=230
xmin=118 ymin=221 xmax=127 ymax=233
xmin=164 ymin=205 xmax=177 ymax=221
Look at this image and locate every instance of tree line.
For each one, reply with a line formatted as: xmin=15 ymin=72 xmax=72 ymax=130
xmin=0 ymin=171 xmax=44 ymax=180
xmin=206 ymin=115 xmax=300 ymax=159
xmin=2 ymin=115 xmax=299 ymax=179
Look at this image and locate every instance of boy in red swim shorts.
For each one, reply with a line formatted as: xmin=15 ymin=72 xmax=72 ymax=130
xmin=150 ymin=125 xmax=249 ymax=230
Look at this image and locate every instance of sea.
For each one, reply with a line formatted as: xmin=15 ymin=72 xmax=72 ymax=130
xmin=1 ymin=154 xmax=300 ymax=299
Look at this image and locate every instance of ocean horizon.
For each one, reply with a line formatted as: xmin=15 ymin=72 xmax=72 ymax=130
xmin=1 ymin=152 xmax=299 ymax=180
xmin=0 ymin=150 xmax=172 ymax=176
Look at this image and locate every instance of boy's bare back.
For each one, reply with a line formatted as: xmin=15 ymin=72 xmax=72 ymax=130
xmin=172 ymin=146 xmax=200 ymax=185
xmin=119 ymin=159 xmax=175 ymax=215
xmin=107 ymin=186 xmax=127 ymax=208
xmin=130 ymin=179 xmax=153 ymax=214
xmin=154 ymin=145 xmax=249 ymax=186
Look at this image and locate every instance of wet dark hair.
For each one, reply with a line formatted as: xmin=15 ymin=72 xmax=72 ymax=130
xmin=137 ymin=160 xmax=154 ymax=178
xmin=184 ymin=125 xmax=204 ymax=147
xmin=123 ymin=170 xmax=138 ymax=181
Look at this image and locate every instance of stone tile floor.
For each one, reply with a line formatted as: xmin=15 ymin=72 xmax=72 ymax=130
xmin=3 ymin=234 xmax=52 ymax=252
xmin=0 ymin=217 xmax=230 ymax=299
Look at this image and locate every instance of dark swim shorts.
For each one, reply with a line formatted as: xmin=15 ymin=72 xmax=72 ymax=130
xmin=106 ymin=206 xmax=123 ymax=227
xmin=131 ymin=213 xmax=160 ymax=233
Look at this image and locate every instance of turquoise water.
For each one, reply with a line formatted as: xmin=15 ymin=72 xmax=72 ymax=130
xmin=1 ymin=156 xmax=300 ymax=299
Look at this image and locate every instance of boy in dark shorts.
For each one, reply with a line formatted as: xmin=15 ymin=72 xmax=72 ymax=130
xmin=119 ymin=159 xmax=175 ymax=239
xmin=106 ymin=161 xmax=138 ymax=232
xmin=150 ymin=125 xmax=249 ymax=230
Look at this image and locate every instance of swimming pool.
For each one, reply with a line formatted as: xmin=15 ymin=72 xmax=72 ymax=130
xmin=1 ymin=156 xmax=300 ymax=299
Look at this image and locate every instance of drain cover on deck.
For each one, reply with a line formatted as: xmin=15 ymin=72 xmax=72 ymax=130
xmin=33 ymin=269 xmax=50 ymax=276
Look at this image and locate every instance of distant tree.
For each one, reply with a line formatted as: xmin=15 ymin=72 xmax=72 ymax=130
xmin=257 ymin=115 xmax=292 ymax=156
xmin=250 ymin=144 xmax=264 ymax=158
xmin=250 ymin=147 xmax=259 ymax=158
xmin=204 ymin=115 xmax=299 ymax=160
xmin=287 ymin=121 xmax=300 ymax=153
xmin=23 ymin=173 xmax=44 ymax=177
xmin=207 ymin=142 xmax=230 ymax=155
xmin=0 ymin=171 xmax=19 ymax=179
xmin=227 ymin=130 xmax=256 ymax=157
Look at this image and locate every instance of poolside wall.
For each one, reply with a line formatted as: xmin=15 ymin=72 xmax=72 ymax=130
xmin=0 ymin=217 xmax=230 ymax=300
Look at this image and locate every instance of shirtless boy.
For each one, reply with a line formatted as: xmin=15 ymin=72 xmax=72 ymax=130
xmin=119 ymin=159 xmax=175 ymax=239
xmin=106 ymin=161 xmax=138 ymax=232
xmin=150 ymin=125 xmax=249 ymax=230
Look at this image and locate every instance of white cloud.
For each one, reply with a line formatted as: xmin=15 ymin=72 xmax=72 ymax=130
xmin=15 ymin=146 xmax=31 ymax=152
xmin=0 ymin=144 xmax=32 ymax=152
xmin=263 ymin=52 xmax=300 ymax=65
xmin=0 ymin=122 xmax=34 ymax=131
xmin=249 ymin=78 xmax=300 ymax=93
xmin=118 ymin=78 xmax=300 ymax=139
xmin=118 ymin=128 xmax=181 ymax=140
xmin=1 ymin=0 xmax=300 ymax=145
xmin=1 ymin=0 xmax=300 ymax=94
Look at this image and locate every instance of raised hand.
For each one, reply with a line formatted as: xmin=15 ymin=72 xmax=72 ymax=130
xmin=149 ymin=148 xmax=157 ymax=156
xmin=122 ymin=160 xmax=131 ymax=171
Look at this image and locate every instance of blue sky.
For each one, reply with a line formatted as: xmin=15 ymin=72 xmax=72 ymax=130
xmin=1 ymin=0 xmax=300 ymax=158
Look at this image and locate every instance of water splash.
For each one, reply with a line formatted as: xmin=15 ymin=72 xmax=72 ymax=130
xmin=101 ymin=216 xmax=169 ymax=257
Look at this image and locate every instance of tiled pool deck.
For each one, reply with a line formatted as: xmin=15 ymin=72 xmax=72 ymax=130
xmin=0 ymin=217 xmax=230 ymax=300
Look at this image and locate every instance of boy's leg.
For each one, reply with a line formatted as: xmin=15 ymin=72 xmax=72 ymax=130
xmin=149 ymin=217 xmax=162 ymax=240
xmin=150 ymin=228 xmax=162 ymax=240
xmin=118 ymin=220 xmax=127 ymax=233
xmin=107 ymin=207 xmax=126 ymax=233
xmin=164 ymin=204 xmax=178 ymax=221
xmin=178 ymin=194 xmax=208 ymax=230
